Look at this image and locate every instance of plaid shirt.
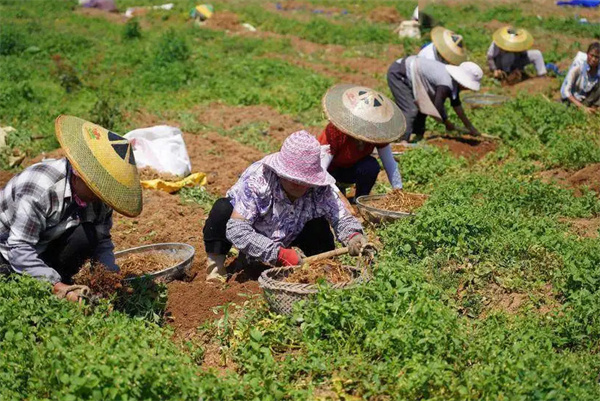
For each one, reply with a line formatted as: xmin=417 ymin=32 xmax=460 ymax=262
xmin=0 ymin=158 xmax=115 ymax=284
xmin=225 ymin=160 xmax=363 ymax=264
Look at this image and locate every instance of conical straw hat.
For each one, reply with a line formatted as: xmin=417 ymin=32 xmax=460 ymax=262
xmin=55 ymin=115 xmax=142 ymax=217
xmin=493 ymin=26 xmax=533 ymax=52
xmin=431 ymin=26 xmax=467 ymax=65
xmin=322 ymin=84 xmax=405 ymax=144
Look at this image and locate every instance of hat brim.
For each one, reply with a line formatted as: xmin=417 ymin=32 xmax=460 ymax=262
xmin=445 ymin=65 xmax=481 ymax=92
xmin=322 ymin=84 xmax=405 ymax=145
xmin=55 ymin=115 xmax=143 ymax=217
xmin=493 ymin=27 xmax=534 ymax=53
xmin=431 ymin=27 xmax=467 ymax=66
xmin=262 ymin=154 xmax=335 ymax=187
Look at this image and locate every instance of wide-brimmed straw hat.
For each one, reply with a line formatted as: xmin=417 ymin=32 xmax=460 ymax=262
xmin=55 ymin=115 xmax=142 ymax=217
xmin=493 ymin=26 xmax=534 ymax=53
xmin=431 ymin=26 xmax=467 ymax=65
xmin=262 ymin=131 xmax=335 ymax=187
xmin=323 ymin=84 xmax=405 ymax=145
xmin=446 ymin=62 xmax=483 ymax=92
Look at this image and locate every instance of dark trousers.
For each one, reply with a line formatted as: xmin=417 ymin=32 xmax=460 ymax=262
xmin=583 ymin=82 xmax=600 ymax=107
xmin=387 ymin=61 xmax=426 ymax=142
xmin=1 ymin=224 xmax=98 ymax=284
xmin=329 ymin=156 xmax=381 ymax=198
xmin=203 ymin=198 xmax=335 ymax=257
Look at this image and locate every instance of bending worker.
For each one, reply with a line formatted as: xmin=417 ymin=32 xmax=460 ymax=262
xmin=487 ymin=26 xmax=547 ymax=83
xmin=203 ymin=131 xmax=368 ymax=282
xmin=419 ymin=26 xmax=467 ymax=65
xmin=318 ymin=84 xmax=405 ymax=200
xmin=0 ymin=115 xmax=143 ymax=302
xmin=387 ymin=55 xmax=483 ymax=143
xmin=561 ymin=42 xmax=600 ymax=113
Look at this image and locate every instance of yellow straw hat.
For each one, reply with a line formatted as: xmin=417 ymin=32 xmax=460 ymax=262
xmin=492 ymin=26 xmax=534 ymax=53
xmin=55 ymin=115 xmax=142 ymax=217
xmin=322 ymin=84 xmax=405 ymax=145
xmin=431 ymin=26 xmax=467 ymax=65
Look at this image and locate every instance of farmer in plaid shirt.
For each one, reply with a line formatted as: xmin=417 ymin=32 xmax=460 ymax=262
xmin=0 ymin=116 xmax=142 ymax=302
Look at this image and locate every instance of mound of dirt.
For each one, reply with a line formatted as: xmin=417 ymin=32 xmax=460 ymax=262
xmin=539 ymin=163 xmax=600 ymax=196
xmin=204 ymin=11 xmax=241 ymax=31
xmin=368 ymin=6 xmax=401 ymax=24
xmin=562 ymin=217 xmax=600 ymax=239
xmin=566 ymin=164 xmax=600 ymax=193
xmin=428 ymin=136 xmax=497 ymax=160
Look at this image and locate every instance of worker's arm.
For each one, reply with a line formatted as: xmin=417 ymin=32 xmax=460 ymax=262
xmin=6 ymin=196 xmax=62 ymax=284
xmin=376 ymin=145 xmax=403 ymax=189
xmin=92 ymin=209 xmax=119 ymax=271
xmin=453 ymin=104 xmax=481 ymax=136
xmin=226 ymin=211 xmax=281 ymax=265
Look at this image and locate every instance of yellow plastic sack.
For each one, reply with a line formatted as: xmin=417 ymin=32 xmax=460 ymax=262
xmin=141 ymin=172 xmax=207 ymax=194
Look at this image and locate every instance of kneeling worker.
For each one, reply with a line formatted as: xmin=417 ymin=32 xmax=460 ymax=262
xmin=203 ymin=131 xmax=367 ymax=282
xmin=488 ymin=26 xmax=547 ymax=83
xmin=0 ymin=115 xmax=143 ymax=302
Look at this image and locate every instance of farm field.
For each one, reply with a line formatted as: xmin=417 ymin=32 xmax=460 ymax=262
xmin=2 ymin=0 xmax=600 ymax=399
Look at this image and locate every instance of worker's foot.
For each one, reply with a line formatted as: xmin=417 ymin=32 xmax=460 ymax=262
xmin=206 ymin=253 xmax=227 ymax=283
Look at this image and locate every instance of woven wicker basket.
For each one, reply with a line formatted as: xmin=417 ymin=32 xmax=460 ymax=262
xmin=258 ymin=265 xmax=371 ymax=315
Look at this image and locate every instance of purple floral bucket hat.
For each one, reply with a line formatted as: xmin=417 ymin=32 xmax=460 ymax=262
xmin=263 ymin=131 xmax=335 ymax=187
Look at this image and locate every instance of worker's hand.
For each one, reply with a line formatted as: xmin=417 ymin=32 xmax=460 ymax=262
xmin=53 ymin=283 xmax=91 ymax=303
xmin=468 ymin=127 xmax=481 ymax=136
xmin=277 ymin=247 xmax=303 ymax=267
xmin=493 ymin=70 xmax=507 ymax=79
xmin=583 ymin=107 xmax=596 ymax=115
xmin=445 ymin=121 xmax=457 ymax=132
xmin=347 ymin=233 xmax=368 ymax=257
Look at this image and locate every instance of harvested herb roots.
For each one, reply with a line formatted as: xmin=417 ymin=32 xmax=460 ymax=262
xmin=391 ymin=144 xmax=410 ymax=153
xmin=138 ymin=167 xmax=181 ymax=182
xmin=284 ymin=259 xmax=353 ymax=285
xmin=367 ymin=189 xmax=427 ymax=213
xmin=73 ymin=251 xmax=178 ymax=296
xmin=118 ymin=251 xmax=179 ymax=277
xmin=73 ymin=262 xmax=126 ymax=297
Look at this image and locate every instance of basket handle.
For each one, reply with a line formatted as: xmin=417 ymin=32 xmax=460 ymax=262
xmin=303 ymin=247 xmax=349 ymax=264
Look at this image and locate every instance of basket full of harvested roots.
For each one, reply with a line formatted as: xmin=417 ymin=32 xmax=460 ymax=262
xmin=258 ymin=248 xmax=372 ymax=315
xmin=356 ymin=189 xmax=428 ymax=224
xmin=116 ymin=243 xmax=195 ymax=283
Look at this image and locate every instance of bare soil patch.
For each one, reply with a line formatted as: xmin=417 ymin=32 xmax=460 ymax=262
xmin=562 ymin=217 xmax=600 ymax=238
xmin=204 ymin=11 xmax=242 ymax=32
xmin=0 ymin=170 xmax=14 ymax=188
xmin=74 ymin=8 xmax=127 ymax=24
xmin=538 ymin=163 xmax=600 ymax=196
xmin=193 ymin=103 xmax=311 ymax=144
xmin=428 ymin=136 xmax=497 ymax=160
xmin=368 ymin=6 xmax=402 ymax=24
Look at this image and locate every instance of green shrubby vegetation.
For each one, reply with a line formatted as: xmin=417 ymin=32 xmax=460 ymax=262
xmin=2 ymin=0 xmax=600 ymax=399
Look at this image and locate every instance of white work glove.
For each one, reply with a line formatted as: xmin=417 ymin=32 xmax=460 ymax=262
xmin=347 ymin=233 xmax=368 ymax=257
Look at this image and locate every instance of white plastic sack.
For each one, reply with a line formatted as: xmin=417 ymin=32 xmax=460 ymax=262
xmin=124 ymin=125 xmax=192 ymax=177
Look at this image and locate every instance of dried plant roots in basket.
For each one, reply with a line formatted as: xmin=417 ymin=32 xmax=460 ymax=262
xmin=118 ymin=251 xmax=179 ymax=277
xmin=368 ymin=189 xmax=427 ymax=213
xmin=284 ymin=259 xmax=353 ymax=285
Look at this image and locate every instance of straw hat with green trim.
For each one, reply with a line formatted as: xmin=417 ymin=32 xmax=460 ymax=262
xmin=322 ymin=84 xmax=405 ymax=145
xmin=493 ymin=26 xmax=534 ymax=53
xmin=431 ymin=26 xmax=467 ymax=65
xmin=55 ymin=115 xmax=142 ymax=217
